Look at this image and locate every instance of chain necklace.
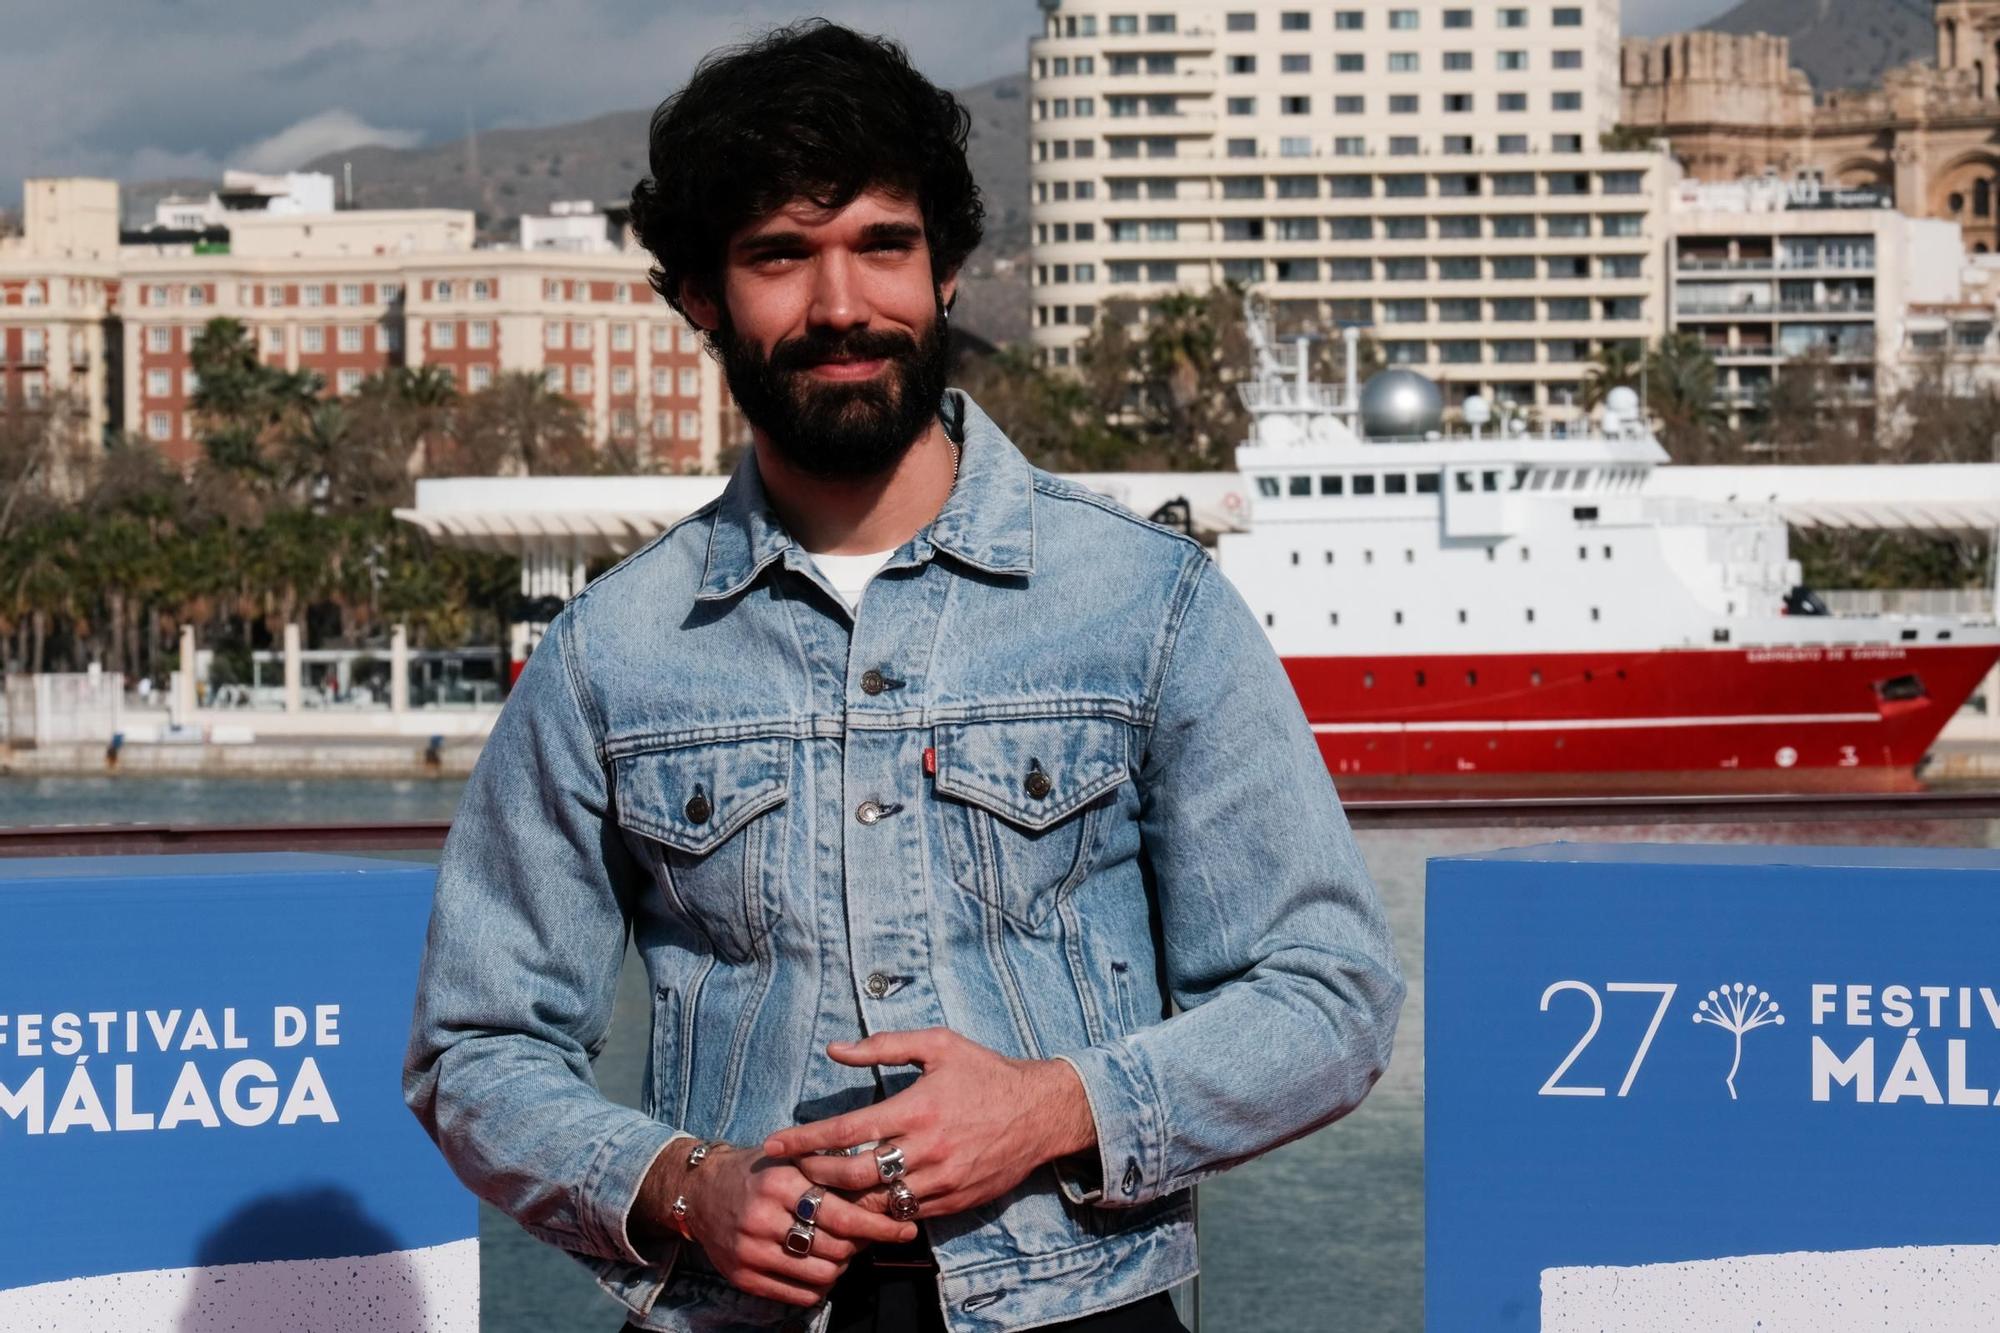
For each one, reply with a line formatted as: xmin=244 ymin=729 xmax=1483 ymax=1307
xmin=949 ymin=439 xmax=961 ymax=487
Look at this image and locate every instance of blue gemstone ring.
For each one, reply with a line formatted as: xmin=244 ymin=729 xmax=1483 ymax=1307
xmin=796 ymin=1187 xmax=824 ymax=1223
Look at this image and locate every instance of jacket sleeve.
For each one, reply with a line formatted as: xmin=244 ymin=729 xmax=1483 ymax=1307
xmin=1054 ymin=552 xmax=1406 ymax=1208
xmin=403 ymin=607 xmax=687 ymax=1267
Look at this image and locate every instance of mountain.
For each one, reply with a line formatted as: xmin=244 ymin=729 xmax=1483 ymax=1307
xmin=1703 ymin=0 xmax=1935 ymax=90
xmin=123 ymin=73 xmax=1032 ymax=346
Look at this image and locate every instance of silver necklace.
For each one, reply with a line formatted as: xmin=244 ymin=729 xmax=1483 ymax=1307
xmin=949 ymin=439 xmax=961 ymax=487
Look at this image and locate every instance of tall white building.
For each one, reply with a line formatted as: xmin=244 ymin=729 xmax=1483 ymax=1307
xmin=1027 ymin=0 xmax=1672 ymax=416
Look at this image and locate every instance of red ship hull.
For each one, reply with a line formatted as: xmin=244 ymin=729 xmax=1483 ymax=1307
xmin=1283 ymin=642 xmax=2000 ymax=791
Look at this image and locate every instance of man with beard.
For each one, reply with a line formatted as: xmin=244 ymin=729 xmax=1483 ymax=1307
xmin=405 ymin=20 xmax=1403 ymax=1333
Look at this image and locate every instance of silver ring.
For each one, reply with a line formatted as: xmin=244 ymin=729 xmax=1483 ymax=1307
xmin=886 ymin=1179 xmax=920 ymax=1222
xmin=874 ymin=1143 xmax=907 ymax=1183
xmin=795 ymin=1187 xmax=824 ymax=1224
xmin=783 ymin=1220 xmax=817 ymax=1258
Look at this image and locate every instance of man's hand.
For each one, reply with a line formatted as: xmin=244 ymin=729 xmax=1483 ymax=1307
xmin=761 ymin=1029 xmax=1099 ymax=1220
xmin=634 ymin=1144 xmax=917 ymax=1308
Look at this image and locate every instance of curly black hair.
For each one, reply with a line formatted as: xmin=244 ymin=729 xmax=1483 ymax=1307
xmin=628 ymin=20 xmax=985 ymax=323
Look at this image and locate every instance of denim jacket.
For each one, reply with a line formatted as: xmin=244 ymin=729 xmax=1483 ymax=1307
xmin=404 ymin=390 xmax=1405 ymax=1332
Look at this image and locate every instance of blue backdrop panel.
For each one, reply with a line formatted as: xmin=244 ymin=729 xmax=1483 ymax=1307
xmin=0 ymin=853 xmax=474 ymax=1293
xmin=1427 ymin=843 xmax=2000 ymax=1331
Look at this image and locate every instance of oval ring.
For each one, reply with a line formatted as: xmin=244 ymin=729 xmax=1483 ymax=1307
xmin=886 ymin=1179 xmax=920 ymax=1222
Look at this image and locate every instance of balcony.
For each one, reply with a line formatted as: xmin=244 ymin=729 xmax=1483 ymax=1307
xmin=1675 ymin=255 xmax=1876 ymax=274
xmin=1676 ymin=300 xmax=1876 ymax=319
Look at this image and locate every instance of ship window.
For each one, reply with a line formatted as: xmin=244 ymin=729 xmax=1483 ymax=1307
xmin=1573 ymin=470 xmax=1592 ymax=489
xmin=1878 ymin=674 xmax=1925 ymax=701
xmin=1265 ymin=613 xmax=1276 ymax=627
xmin=1458 ymin=609 xmax=1468 ymax=624
xmin=1394 ymin=611 xmax=1404 ymax=625
xmin=1485 ymin=547 xmax=1496 ymax=562
xmin=1531 ymin=670 xmax=1542 ymax=685
xmin=1900 ymin=628 xmax=1919 ymax=641
xmin=1573 ymin=506 xmax=1599 ymax=521
xmin=1320 ymin=474 xmax=1345 ymax=495
xmin=1603 ymin=544 xmax=1613 ymax=559
xmin=1324 ymin=551 xmax=1334 ymax=564
xmin=1941 ymin=630 xmax=1954 ymax=640
xmin=1290 ymin=551 xmax=1300 ymax=565
xmin=1257 ymin=476 xmax=1280 ymax=497
xmin=1289 ymin=475 xmax=1313 ymax=496
xmin=1385 ymin=473 xmax=1409 ymax=495
xmin=1330 ymin=612 xmax=1339 ymax=626
xmin=1365 ymin=549 xmax=1374 ymax=563
xmin=1511 ymin=467 xmax=1530 ymax=490
xmin=1591 ymin=607 xmax=1601 ymax=621
xmin=1416 ymin=472 xmax=1441 ymax=494
xmin=1714 ymin=628 xmax=1732 ymax=643
xmin=1520 ymin=546 xmax=1530 ymax=561
xmin=1525 ymin=608 xmax=1536 ymax=622
xmin=1354 ymin=474 xmax=1378 ymax=496
xmin=1466 ymin=669 xmax=1478 ymax=685
xmin=1404 ymin=549 xmax=1415 ymax=563
xmin=1415 ymin=670 xmax=1426 ymax=686
xmin=1551 ymin=470 xmax=1570 ymax=489
xmin=1529 ymin=471 xmax=1549 ymax=490
xmin=1363 ymin=671 xmax=1375 ymax=688
xmin=1456 ymin=471 xmax=1476 ymax=493
xmin=1481 ymin=471 xmax=1499 ymax=492
xmin=1578 ymin=545 xmax=1588 ymax=560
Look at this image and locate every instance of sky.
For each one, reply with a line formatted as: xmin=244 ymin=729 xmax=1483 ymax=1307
xmin=0 ymin=0 xmax=1741 ymax=209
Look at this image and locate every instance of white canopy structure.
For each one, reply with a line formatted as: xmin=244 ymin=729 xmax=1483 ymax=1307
xmin=1643 ymin=465 xmax=2000 ymax=534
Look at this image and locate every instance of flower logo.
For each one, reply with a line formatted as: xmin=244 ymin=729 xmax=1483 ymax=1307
xmin=1692 ymin=983 xmax=1785 ymax=1100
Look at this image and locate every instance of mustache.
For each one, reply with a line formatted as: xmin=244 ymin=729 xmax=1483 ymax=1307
xmin=767 ymin=326 xmax=922 ymax=375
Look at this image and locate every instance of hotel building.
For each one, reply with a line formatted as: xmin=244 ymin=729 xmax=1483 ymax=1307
xmin=1027 ymin=0 xmax=1674 ymax=415
xmin=1 ymin=177 xmax=733 ymax=471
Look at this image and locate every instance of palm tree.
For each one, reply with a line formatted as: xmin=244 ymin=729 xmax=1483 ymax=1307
xmin=448 ymin=371 xmax=591 ymax=475
xmin=1643 ymin=334 xmax=1724 ymax=460
xmin=1582 ymin=342 xmax=1643 ymax=410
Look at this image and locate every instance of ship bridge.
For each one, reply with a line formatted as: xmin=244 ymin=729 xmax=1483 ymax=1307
xmin=1642 ymin=465 xmax=2000 ymax=534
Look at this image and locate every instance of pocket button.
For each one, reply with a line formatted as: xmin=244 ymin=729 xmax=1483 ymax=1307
xmin=684 ymin=791 xmax=712 ymax=824
xmin=1024 ymin=767 xmax=1052 ymax=800
xmin=865 ymin=973 xmax=891 ymax=999
xmin=861 ymin=669 xmax=887 ymax=695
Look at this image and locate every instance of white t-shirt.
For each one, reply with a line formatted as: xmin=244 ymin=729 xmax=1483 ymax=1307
xmin=804 ymin=547 xmax=901 ymax=612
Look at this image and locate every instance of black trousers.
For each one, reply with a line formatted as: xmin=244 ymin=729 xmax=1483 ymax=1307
xmin=625 ymin=1267 xmax=1189 ymax=1332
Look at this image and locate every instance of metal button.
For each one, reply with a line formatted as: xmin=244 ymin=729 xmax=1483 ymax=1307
xmin=865 ymin=973 xmax=890 ymax=999
xmin=685 ymin=791 xmax=712 ymax=823
xmin=1024 ymin=768 xmax=1053 ymax=800
xmin=1121 ymin=1160 xmax=1141 ymax=1195
xmin=861 ymin=669 xmax=886 ymax=695
xmin=856 ymin=800 xmax=884 ymax=825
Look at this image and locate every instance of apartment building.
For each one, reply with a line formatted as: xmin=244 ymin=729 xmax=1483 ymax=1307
xmin=3 ymin=178 xmax=732 ymax=471
xmin=1668 ymin=175 xmax=1968 ymax=422
xmin=1028 ymin=0 xmax=1673 ymax=415
xmin=0 ymin=178 xmax=123 ymax=444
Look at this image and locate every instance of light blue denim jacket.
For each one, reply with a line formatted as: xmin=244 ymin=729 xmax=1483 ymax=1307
xmin=404 ymin=390 xmax=1404 ymax=1332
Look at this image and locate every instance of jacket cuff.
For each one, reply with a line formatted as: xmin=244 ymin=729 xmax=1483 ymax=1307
xmin=588 ymin=1121 xmax=693 ymax=1266
xmin=1052 ymin=1043 xmax=1166 ymax=1208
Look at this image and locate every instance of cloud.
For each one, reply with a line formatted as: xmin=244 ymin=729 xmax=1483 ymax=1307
xmin=234 ymin=109 xmax=424 ymax=173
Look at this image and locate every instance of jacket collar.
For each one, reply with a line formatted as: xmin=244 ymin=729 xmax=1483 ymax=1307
xmin=695 ymin=389 xmax=1035 ymax=603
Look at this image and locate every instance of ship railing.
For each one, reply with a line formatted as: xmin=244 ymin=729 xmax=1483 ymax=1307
xmin=1820 ymin=589 xmax=1999 ymax=619
xmin=1237 ymin=381 xmax=1350 ymax=413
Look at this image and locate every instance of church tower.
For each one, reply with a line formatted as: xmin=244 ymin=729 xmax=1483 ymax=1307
xmin=1936 ymin=0 xmax=2000 ymax=97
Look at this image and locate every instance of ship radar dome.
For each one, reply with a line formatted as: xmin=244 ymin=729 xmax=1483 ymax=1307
xmin=1603 ymin=386 xmax=1641 ymax=424
xmin=1462 ymin=395 xmax=1492 ymax=427
xmin=1359 ymin=369 xmax=1444 ymax=439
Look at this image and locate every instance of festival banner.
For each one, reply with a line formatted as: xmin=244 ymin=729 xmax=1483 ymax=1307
xmin=1427 ymin=843 xmax=2000 ymax=1331
xmin=0 ymin=853 xmax=476 ymax=1330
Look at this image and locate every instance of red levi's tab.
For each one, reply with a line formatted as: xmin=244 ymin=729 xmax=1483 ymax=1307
xmin=923 ymin=747 xmax=936 ymax=777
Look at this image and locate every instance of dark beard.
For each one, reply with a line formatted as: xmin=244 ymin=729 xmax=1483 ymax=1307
xmin=714 ymin=295 xmax=951 ymax=482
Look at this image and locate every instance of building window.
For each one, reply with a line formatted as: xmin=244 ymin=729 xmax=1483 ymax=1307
xmin=571 ymin=365 xmax=593 ymax=393
xmin=337 ymin=368 xmax=364 ymax=394
xmin=679 ymin=410 xmax=699 ymax=439
xmin=1334 ymin=9 xmax=1363 ymax=30
xmin=1444 ymin=93 xmax=1473 ymax=113
xmin=612 ymin=365 xmax=633 ymax=394
xmin=611 ymin=322 xmax=633 ymax=350
xmin=1554 ymin=49 xmax=1584 ymax=69
xmin=1443 ymin=8 xmax=1472 ymax=27
xmin=1498 ymin=92 xmax=1528 ymax=112
xmin=339 ymin=325 xmax=365 ymax=352
xmin=469 ymin=320 xmax=493 ymax=348
xmin=1281 ymin=9 xmax=1310 ymax=30
xmin=340 ymin=283 xmax=362 ymax=306
xmin=1228 ymin=54 xmax=1257 ymax=74
xmin=1389 ymin=94 xmax=1418 ymax=114
xmin=262 ymin=326 xmax=284 ymax=354
xmin=1281 ymin=53 xmax=1310 ymax=73
xmin=1389 ymin=8 xmax=1418 ymax=28
xmin=431 ymin=320 xmax=457 ymax=349
xmin=1146 ymin=13 xmax=1176 ymax=33
xmin=1226 ymin=11 xmax=1255 ymax=30
xmin=679 ymin=325 xmax=700 ymax=352
xmin=1228 ymin=96 xmax=1255 ymax=115
xmin=147 ymin=369 xmax=171 ymax=398
xmin=1499 ymin=7 xmax=1527 ymax=27
xmin=1337 ymin=53 xmax=1365 ymax=73
xmin=300 ymin=326 xmax=325 ymax=352
xmin=544 ymin=366 xmax=564 ymax=391
xmin=1498 ymin=50 xmax=1527 ymax=70
xmin=1390 ymin=136 xmax=1420 ymax=156
xmin=147 ymin=326 xmax=172 ymax=354
xmin=1554 ymin=6 xmax=1583 ymax=25
xmin=1335 ymin=94 xmax=1365 ymax=114
xmin=1109 ymin=14 xmax=1139 ymax=34
xmin=680 ymin=367 xmax=699 ymax=396
xmin=1553 ymin=91 xmax=1583 ymax=111
xmin=1389 ymin=53 xmax=1419 ymax=72
xmin=1281 ymin=95 xmax=1311 ymax=115
xmin=470 ymin=364 xmax=493 ymax=391
xmin=1498 ymin=134 xmax=1529 ymax=154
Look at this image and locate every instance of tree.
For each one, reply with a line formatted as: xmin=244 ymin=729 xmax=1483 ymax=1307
xmin=445 ymin=371 xmax=593 ymax=475
xmin=1642 ymin=334 xmax=1725 ymax=462
xmin=1581 ymin=342 xmax=1642 ymax=410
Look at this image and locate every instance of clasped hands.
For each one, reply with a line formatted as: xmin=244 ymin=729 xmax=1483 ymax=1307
xmin=644 ymin=1027 xmax=1097 ymax=1309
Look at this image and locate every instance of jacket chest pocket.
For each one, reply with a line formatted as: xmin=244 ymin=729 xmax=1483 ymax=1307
xmin=614 ymin=738 xmax=790 ymax=964
xmin=932 ymin=716 xmax=1130 ymax=932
